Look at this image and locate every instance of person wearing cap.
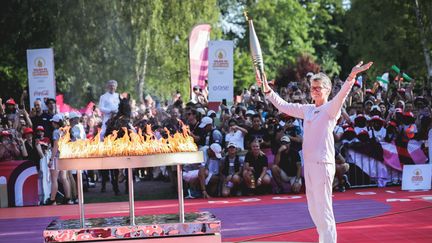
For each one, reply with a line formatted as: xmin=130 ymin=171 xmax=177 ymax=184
xmin=243 ymin=140 xmax=271 ymax=193
xmin=363 ymin=100 xmax=374 ymax=118
xmin=221 ymin=142 xmax=244 ymax=197
xmin=1 ymin=98 xmax=19 ymax=129
xmin=183 ymin=143 xmax=222 ymax=198
xmin=370 ymin=105 xmax=381 ymax=117
xmin=185 ymin=109 xmax=202 ymax=143
xmin=271 ymin=136 xmax=302 ymax=194
xmin=22 ymin=127 xmax=43 ymax=171
xmin=68 ymin=111 xmax=85 ymax=202
xmin=257 ymin=61 xmax=373 ymax=243
xmin=0 ymin=130 xmax=24 ymax=161
xmin=69 ymin=112 xmax=86 ymax=141
xmin=353 ymin=114 xmax=368 ymax=135
xmin=225 ymin=119 xmax=247 ymax=150
xmin=384 ymin=121 xmax=398 ymax=143
xmin=46 ymin=114 xmax=73 ymax=205
xmin=43 ymin=98 xmax=58 ymax=139
xmin=369 ymin=116 xmax=386 ymax=142
xmin=99 ymin=80 xmax=120 ymax=139
xmin=197 ymin=116 xmax=223 ymax=148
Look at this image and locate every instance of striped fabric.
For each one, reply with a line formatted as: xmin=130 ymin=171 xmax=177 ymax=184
xmin=189 ymin=24 xmax=211 ymax=95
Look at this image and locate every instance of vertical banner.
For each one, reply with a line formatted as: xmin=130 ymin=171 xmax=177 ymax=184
xmin=27 ymin=48 xmax=56 ymax=109
xmin=208 ymin=40 xmax=234 ymax=102
xmin=188 ymin=24 xmax=211 ymax=98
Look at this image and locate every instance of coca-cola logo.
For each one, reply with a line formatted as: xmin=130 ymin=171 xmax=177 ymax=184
xmin=34 ymin=90 xmax=49 ymax=96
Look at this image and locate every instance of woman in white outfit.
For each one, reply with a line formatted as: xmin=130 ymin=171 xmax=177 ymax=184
xmin=256 ymin=61 xmax=373 ymax=243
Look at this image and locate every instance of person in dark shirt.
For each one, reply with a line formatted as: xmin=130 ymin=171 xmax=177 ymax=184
xmin=245 ymin=114 xmax=271 ymax=149
xmin=22 ymin=127 xmax=43 ymax=171
xmin=221 ymin=142 xmax=244 ymax=197
xmin=243 ymin=140 xmax=271 ymax=192
xmin=271 ymin=136 xmax=302 ymax=193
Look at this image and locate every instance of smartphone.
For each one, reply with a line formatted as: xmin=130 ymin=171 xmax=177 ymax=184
xmin=222 ymin=99 xmax=227 ymax=106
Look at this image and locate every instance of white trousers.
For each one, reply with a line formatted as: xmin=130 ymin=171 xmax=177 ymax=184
xmin=304 ymin=162 xmax=337 ymax=243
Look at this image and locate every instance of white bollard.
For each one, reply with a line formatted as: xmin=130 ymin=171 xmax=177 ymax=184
xmin=0 ymin=176 xmax=8 ymax=208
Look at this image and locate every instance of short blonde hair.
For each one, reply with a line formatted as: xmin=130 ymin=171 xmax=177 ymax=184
xmin=310 ymin=72 xmax=332 ymax=91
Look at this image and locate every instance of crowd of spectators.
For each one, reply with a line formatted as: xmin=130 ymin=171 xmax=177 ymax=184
xmin=1 ymin=71 xmax=431 ymax=204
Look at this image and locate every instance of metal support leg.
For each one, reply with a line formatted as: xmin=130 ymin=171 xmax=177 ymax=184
xmin=77 ymin=170 xmax=85 ymax=228
xmin=177 ymin=164 xmax=185 ymax=223
xmin=128 ymin=168 xmax=135 ymax=225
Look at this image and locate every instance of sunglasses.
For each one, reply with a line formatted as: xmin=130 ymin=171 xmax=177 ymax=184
xmin=310 ymin=86 xmax=326 ymax=92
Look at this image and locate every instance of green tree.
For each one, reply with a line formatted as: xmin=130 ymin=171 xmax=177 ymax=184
xmin=344 ymin=0 xmax=430 ymax=87
xmin=232 ymin=0 xmax=315 ymax=90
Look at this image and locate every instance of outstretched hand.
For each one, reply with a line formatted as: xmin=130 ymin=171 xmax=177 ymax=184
xmin=254 ymin=67 xmax=271 ymax=92
xmin=350 ymin=61 xmax=373 ymax=77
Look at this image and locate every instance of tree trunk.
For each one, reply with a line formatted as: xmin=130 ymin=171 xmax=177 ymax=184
xmin=136 ymin=37 xmax=150 ymax=104
xmin=414 ymin=0 xmax=432 ymax=87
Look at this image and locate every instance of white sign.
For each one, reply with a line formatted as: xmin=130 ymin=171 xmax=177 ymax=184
xmin=27 ymin=48 xmax=56 ymax=109
xmin=208 ymin=40 xmax=234 ymax=102
xmin=401 ymin=164 xmax=432 ymax=191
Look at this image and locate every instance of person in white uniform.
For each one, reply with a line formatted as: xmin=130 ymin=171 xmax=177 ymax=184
xmin=256 ymin=61 xmax=373 ymax=243
xmin=99 ymin=80 xmax=120 ymax=139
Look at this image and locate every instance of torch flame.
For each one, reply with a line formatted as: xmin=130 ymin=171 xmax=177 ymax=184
xmin=58 ymin=123 xmax=198 ymax=159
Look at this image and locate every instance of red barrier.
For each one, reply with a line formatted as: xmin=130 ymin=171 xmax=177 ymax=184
xmin=0 ymin=160 xmax=39 ymax=207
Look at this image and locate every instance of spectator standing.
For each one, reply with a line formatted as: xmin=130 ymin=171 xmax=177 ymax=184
xmin=99 ymin=80 xmax=120 ymax=138
xmin=46 ymin=114 xmax=73 ymax=205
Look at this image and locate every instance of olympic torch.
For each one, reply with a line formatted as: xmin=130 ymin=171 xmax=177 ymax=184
xmin=244 ymin=12 xmax=265 ymax=87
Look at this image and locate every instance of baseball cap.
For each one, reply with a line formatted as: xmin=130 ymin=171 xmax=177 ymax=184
xmin=280 ymin=135 xmax=291 ymax=143
xmin=50 ymin=114 xmax=63 ymax=123
xmin=5 ymin=98 xmax=16 ymax=105
xmin=245 ymin=110 xmax=255 ymax=116
xmin=196 ymin=108 xmax=206 ymax=116
xmin=23 ymin=127 xmax=33 ymax=135
xmin=371 ymin=105 xmax=381 ymax=112
xmin=210 ymin=143 xmax=222 ymax=159
xmin=388 ymin=121 xmax=397 ymax=128
xmin=36 ymin=126 xmax=45 ymax=131
xmin=403 ymin=112 xmax=414 ymax=118
xmin=344 ymin=127 xmax=355 ymax=133
xmin=69 ymin=111 xmax=82 ymax=119
xmin=199 ymin=116 xmax=213 ymax=128
xmin=227 ymin=142 xmax=237 ymax=149
xmin=207 ymin=110 xmax=216 ymax=117
xmin=364 ymin=100 xmax=374 ymax=106
xmin=0 ymin=130 xmax=12 ymax=136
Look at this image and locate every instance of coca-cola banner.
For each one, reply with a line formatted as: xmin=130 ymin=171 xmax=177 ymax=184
xmin=27 ymin=48 xmax=56 ymax=109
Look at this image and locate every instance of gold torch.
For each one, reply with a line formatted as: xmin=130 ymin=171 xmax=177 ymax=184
xmin=244 ymin=12 xmax=265 ymax=88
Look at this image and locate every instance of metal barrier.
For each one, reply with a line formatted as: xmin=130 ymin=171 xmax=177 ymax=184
xmin=344 ymin=149 xmax=402 ymax=188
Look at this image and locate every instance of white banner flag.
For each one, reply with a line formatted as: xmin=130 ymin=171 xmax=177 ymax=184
xmin=27 ymin=48 xmax=56 ymax=109
xmin=208 ymin=41 xmax=234 ymax=102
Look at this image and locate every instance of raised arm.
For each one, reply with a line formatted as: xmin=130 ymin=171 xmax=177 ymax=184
xmin=327 ymin=61 xmax=373 ymax=118
xmin=255 ymin=69 xmax=305 ymax=119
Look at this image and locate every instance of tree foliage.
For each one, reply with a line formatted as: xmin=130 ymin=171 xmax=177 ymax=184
xmin=1 ymin=0 xmax=430 ymax=105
